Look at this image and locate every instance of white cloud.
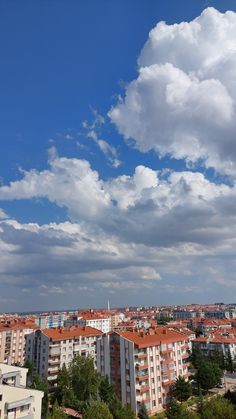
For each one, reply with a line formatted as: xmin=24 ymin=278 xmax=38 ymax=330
xmin=109 ymin=8 xmax=236 ymax=175
xmin=83 ymin=110 xmax=121 ymax=168
xmin=0 ymin=157 xmax=234 ymax=250
xmin=0 ymin=156 xmax=110 ymax=221
xmin=0 ymin=209 xmax=8 ymax=219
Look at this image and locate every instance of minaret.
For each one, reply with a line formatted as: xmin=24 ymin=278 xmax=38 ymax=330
xmin=107 ymin=300 xmax=110 ymax=311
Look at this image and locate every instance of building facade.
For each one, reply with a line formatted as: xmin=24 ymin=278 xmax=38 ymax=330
xmin=34 ymin=313 xmax=68 ymax=329
xmin=26 ymin=326 xmax=102 ymax=384
xmin=0 ymin=363 xmax=43 ymax=419
xmin=97 ymin=328 xmax=190 ymax=416
xmin=0 ymin=320 xmax=37 ymax=365
xmin=77 ymin=315 xmax=111 ymax=334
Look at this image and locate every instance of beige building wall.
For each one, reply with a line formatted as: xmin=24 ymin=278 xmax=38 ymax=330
xmin=0 ymin=364 xmax=27 ymax=387
xmin=0 ymin=384 xmax=43 ymax=419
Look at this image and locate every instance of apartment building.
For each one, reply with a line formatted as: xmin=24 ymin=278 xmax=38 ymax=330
xmin=0 ymin=364 xmax=27 ymax=387
xmin=34 ymin=313 xmax=68 ymax=329
xmin=0 ymin=363 xmax=43 ymax=419
xmin=77 ymin=315 xmax=111 ymax=334
xmin=25 ymin=326 xmax=102 ymax=384
xmin=97 ymin=328 xmax=190 ymax=416
xmin=193 ymin=330 xmax=236 ymax=360
xmin=0 ymin=320 xmax=37 ymax=365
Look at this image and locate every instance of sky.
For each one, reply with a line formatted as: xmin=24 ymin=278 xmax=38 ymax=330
xmin=1 ymin=0 xmax=236 ymax=311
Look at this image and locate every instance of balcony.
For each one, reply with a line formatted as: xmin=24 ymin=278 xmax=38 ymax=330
xmin=136 ymin=363 xmax=148 ymax=370
xmin=162 ymin=378 xmax=175 ymax=387
xmin=50 ymin=352 xmax=61 ymax=357
xmin=140 ymin=385 xmax=150 ymax=393
xmin=6 ymin=396 xmax=34 ymax=410
xmin=135 ymin=353 xmax=147 ymax=360
xmin=181 ymin=352 xmax=189 ymax=359
xmin=49 ymin=361 xmax=60 ymax=366
xmin=160 ymin=357 xmax=172 ymax=364
xmin=48 ymin=369 xmax=59 ymax=375
xmin=137 ymin=374 xmax=149 ymax=381
xmin=20 ymin=414 xmax=34 ymax=419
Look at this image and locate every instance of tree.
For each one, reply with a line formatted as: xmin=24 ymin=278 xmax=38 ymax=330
xmin=156 ymin=314 xmax=172 ymax=325
xmin=99 ymin=375 xmax=116 ymax=404
xmin=109 ymin=399 xmax=136 ymax=419
xmin=24 ymin=359 xmax=34 ymax=386
xmin=84 ymin=401 xmax=113 ymax=419
xmin=55 ymin=364 xmax=73 ymax=406
xmin=69 ymin=355 xmax=101 ymax=402
xmin=208 ymin=349 xmax=225 ymax=370
xmin=166 ymin=401 xmax=199 ymax=419
xmin=31 ymin=374 xmax=49 ymax=418
xmin=172 ymin=376 xmax=192 ymax=402
xmin=194 ymin=329 xmax=202 ymax=338
xmin=195 ymin=361 xmax=223 ymax=390
xmin=47 ymin=401 xmax=67 ymax=419
xmin=225 ymin=389 xmax=236 ymax=406
xmin=198 ymin=395 xmax=236 ymax=419
xmin=225 ymin=351 xmax=236 ymax=373
xmin=138 ymin=402 xmax=149 ymax=418
xmin=190 ymin=347 xmax=204 ymax=369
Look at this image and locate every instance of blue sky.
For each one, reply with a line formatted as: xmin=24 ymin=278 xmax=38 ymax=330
xmin=1 ymin=0 xmax=236 ymax=311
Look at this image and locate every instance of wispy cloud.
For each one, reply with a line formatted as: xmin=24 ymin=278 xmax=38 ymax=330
xmin=82 ymin=109 xmax=122 ymax=168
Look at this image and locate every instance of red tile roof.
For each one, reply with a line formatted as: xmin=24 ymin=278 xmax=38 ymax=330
xmin=114 ymin=328 xmax=188 ymax=348
xmin=43 ymin=326 xmax=103 ymax=341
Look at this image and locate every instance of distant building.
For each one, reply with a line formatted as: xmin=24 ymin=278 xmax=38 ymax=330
xmin=26 ymin=326 xmax=102 ymax=384
xmin=77 ymin=315 xmax=111 ymax=334
xmin=97 ymin=328 xmax=190 ymax=416
xmin=193 ymin=331 xmax=236 ymax=360
xmin=0 ymin=363 xmax=43 ymax=419
xmin=34 ymin=312 xmax=68 ymax=329
xmin=0 ymin=319 xmax=37 ymax=365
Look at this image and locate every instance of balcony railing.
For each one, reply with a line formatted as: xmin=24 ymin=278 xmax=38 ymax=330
xmin=136 ymin=363 xmax=148 ymax=370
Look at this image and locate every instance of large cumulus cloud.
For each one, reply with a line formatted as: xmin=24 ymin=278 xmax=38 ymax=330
xmin=1 ymin=154 xmax=236 ymax=307
xmin=0 ymin=155 xmax=234 ymax=247
xmin=109 ymin=8 xmax=236 ymax=175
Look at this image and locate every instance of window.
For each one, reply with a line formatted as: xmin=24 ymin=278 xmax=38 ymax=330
xmin=20 ymin=405 xmax=29 ymax=412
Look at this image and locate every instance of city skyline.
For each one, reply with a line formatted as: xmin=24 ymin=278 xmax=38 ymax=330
xmin=1 ymin=1 xmax=236 ymax=311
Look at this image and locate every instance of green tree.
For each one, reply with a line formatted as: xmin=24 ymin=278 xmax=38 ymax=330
xmin=208 ymin=349 xmax=225 ymax=370
xmin=55 ymin=364 xmax=73 ymax=406
xmin=47 ymin=401 xmax=67 ymax=419
xmin=69 ymin=355 xmax=101 ymax=402
xmin=109 ymin=399 xmax=135 ymax=419
xmin=156 ymin=315 xmax=172 ymax=325
xmin=99 ymin=375 xmax=116 ymax=404
xmin=24 ymin=359 xmax=34 ymax=386
xmin=195 ymin=361 xmax=223 ymax=390
xmin=138 ymin=402 xmax=149 ymax=418
xmin=191 ymin=347 xmax=204 ymax=369
xmin=172 ymin=376 xmax=192 ymax=402
xmin=225 ymin=389 xmax=236 ymax=406
xmin=166 ymin=400 xmax=199 ymax=419
xmin=225 ymin=351 xmax=236 ymax=373
xmin=194 ymin=329 xmax=202 ymax=338
xmin=198 ymin=395 xmax=236 ymax=419
xmin=84 ymin=401 xmax=113 ymax=419
xmin=31 ymin=374 xmax=49 ymax=418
